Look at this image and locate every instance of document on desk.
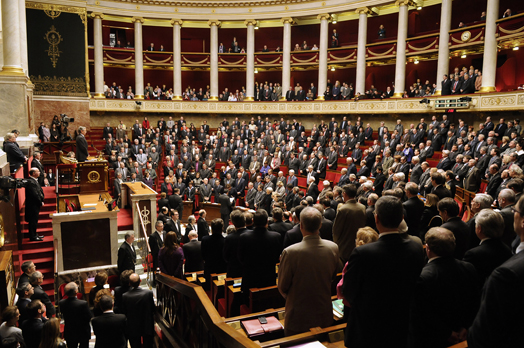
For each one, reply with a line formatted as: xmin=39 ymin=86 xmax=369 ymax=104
xmin=289 ymin=341 xmax=325 ymax=348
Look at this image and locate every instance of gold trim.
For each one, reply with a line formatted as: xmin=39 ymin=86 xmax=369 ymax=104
xmin=395 ymin=0 xmax=416 ymax=6
xmin=479 ymin=86 xmax=496 ymax=92
xmin=94 ymin=93 xmax=105 ymax=98
xmin=317 ymin=13 xmax=331 ymax=21
xmin=91 ymin=12 xmax=104 ymax=19
xmin=207 ymin=20 xmax=221 ymax=27
xmin=392 ymin=92 xmax=404 ymax=98
xmin=281 ymin=17 xmax=296 ymax=25
xmin=433 ymin=90 xmax=442 ymax=96
xmin=30 ymin=75 xmax=87 ymax=96
xmin=135 ymin=94 xmax=144 ymax=99
xmin=244 ymin=19 xmax=258 ymax=26
xmin=329 ymin=51 xmax=356 ymax=61
xmin=145 ymin=54 xmax=173 ymax=64
xmin=292 ymin=54 xmax=318 ymax=63
xmin=220 ymin=57 xmax=246 ymax=65
xmin=131 ymin=17 xmax=145 ymax=23
xmin=367 ymin=45 xmax=396 ymax=57
xmin=498 ymin=24 xmax=524 ymax=35
xmin=407 ymin=39 xmax=437 ymax=51
xmin=209 ymin=96 xmax=219 ymax=101
xmin=183 ymin=56 xmax=209 ymax=65
xmin=173 ymin=95 xmax=182 ymax=100
xmin=315 ymin=95 xmax=325 ymax=100
xmin=106 ymin=53 xmax=134 ymax=63
xmin=256 ymin=57 xmax=281 ymax=64
xmin=171 ymin=19 xmax=184 ymax=26
xmin=244 ymin=96 xmax=254 ymax=101
xmin=0 ymin=67 xmax=26 ymax=76
xmin=451 ymin=30 xmax=483 ymax=44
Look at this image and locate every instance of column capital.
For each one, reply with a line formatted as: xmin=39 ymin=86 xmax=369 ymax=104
xmin=91 ymin=12 xmax=104 ymax=19
xmin=355 ymin=7 xmax=372 ymax=15
xmin=171 ymin=19 xmax=184 ymax=26
xmin=207 ymin=20 xmax=221 ymax=27
xmin=395 ymin=0 xmax=415 ymax=7
xmin=281 ymin=17 xmax=296 ymax=25
xmin=317 ymin=13 xmax=331 ymax=21
xmin=131 ymin=17 xmax=144 ymax=24
xmin=244 ymin=19 xmax=258 ymax=27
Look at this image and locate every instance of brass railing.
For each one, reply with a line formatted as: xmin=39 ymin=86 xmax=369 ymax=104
xmin=136 ymin=201 xmax=153 ymax=288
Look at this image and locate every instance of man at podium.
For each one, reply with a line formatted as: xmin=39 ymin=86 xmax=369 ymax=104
xmin=76 ymin=126 xmax=89 ymax=162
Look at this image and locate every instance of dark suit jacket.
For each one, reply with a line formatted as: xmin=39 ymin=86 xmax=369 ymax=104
xmin=218 ymin=194 xmax=233 ymax=215
xmin=168 ymin=194 xmax=183 ymax=216
xmin=21 ymin=318 xmax=44 ymax=348
xmin=467 ymin=251 xmax=524 ymax=347
xmin=197 ymin=217 xmax=209 ymax=240
xmin=117 ymin=242 xmax=136 ymax=273
xmin=201 ymin=234 xmax=227 ymax=281
xmin=307 ymin=183 xmax=319 ymax=202
xmin=403 ymin=196 xmax=425 ymax=237
xmin=238 ymin=227 xmax=282 ymax=301
xmin=223 ymin=227 xmax=251 ymax=277
xmin=441 ymin=79 xmax=452 ymax=95
xmin=113 ymin=285 xmax=130 ymax=314
xmin=463 ymin=238 xmax=512 ymax=286
xmin=32 ymin=285 xmax=55 ymax=316
xmin=91 ymin=312 xmax=127 ymax=348
xmin=182 ymin=240 xmax=204 ymax=272
xmin=121 ymin=287 xmax=155 ymax=336
xmin=442 ymin=217 xmax=470 ymax=259
xmin=59 ymin=297 xmax=92 ymax=342
xmin=76 ymin=134 xmax=89 ymax=162
xmin=283 ymin=224 xmax=303 ymax=249
xmin=342 ymin=234 xmax=424 ymax=348
xmin=148 ymin=231 xmax=163 ymax=270
xmin=409 ymin=257 xmax=479 ymax=348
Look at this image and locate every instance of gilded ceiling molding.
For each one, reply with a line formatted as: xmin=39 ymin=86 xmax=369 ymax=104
xmin=395 ymin=0 xmax=416 ymax=7
xmin=281 ymin=17 xmax=296 ymax=25
xmin=244 ymin=19 xmax=258 ymax=26
xmin=317 ymin=13 xmax=331 ymax=21
xmin=91 ymin=12 xmax=104 ymax=19
xmin=171 ymin=19 xmax=184 ymax=26
xmin=131 ymin=16 xmax=145 ymax=23
xmin=355 ymin=7 xmax=373 ymax=15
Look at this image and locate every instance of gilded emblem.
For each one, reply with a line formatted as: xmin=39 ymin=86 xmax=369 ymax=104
xmin=140 ymin=206 xmax=150 ymax=226
xmin=44 ymin=8 xmax=61 ymax=19
xmin=44 ymin=26 xmax=63 ymax=68
xmin=88 ymin=171 xmax=101 ymax=183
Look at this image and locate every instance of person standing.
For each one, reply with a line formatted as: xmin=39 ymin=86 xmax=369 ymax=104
xmin=91 ymin=295 xmax=127 ymax=348
xmin=30 ymin=271 xmax=55 ymax=317
xmin=332 ymin=184 xmax=366 ymax=264
xmin=158 ymin=232 xmax=184 ymax=278
xmin=278 ymin=207 xmax=339 ymax=335
xmin=468 ymin=195 xmax=524 ymax=347
xmin=76 ymin=126 xmax=89 ymax=162
xmin=4 ymin=132 xmax=27 ymax=172
xmin=25 ymin=168 xmax=45 ymax=241
xmin=218 ymin=189 xmax=234 ymax=232
xmin=148 ymin=221 xmax=164 ymax=272
xmin=0 ymin=306 xmax=25 ymax=348
xmin=342 ymin=196 xmax=424 ymax=348
xmin=122 ymin=273 xmax=155 ymax=348
xmin=117 ymin=232 xmax=136 ymax=274
xmin=59 ymin=282 xmax=92 ymax=348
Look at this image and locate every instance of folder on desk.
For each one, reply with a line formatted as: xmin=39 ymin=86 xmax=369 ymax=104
xmin=240 ymin=316 xmax=283 ymax=337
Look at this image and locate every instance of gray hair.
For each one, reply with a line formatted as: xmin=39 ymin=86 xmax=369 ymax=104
xmin=476 ymin=209 xmax=504 ymax=239
xmin=4 ymin=133 xmax=15 ymax=141
xmin=29 ymin=271 xmax=43 ymax=285
xmin=78 ymin=126 xmax=86 ymax=133
xmin=472 ymin=194 xmax=494 ymax=210
xmin=188 ymin=215 xmax=196 ymax=223
xmin=124 ymin=232 xmax=134 ymax=241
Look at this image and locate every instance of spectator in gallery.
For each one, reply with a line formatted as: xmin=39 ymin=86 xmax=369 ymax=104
xmin=311 ymin=44 xmax=319 ymax=50
xmin=294 ymin=43 xmax=301 ymax=51
xmin=147 ymin=43 xmax=154 ymax=51
xmin=275 ymin=46 xmax=281 ymax=52
xmin=219 ymin=43 xmax=224 ymax=53
xmin=331 ymin=29 xmax=339 ymax=47
xmin=480 ymin=11 xmax=486 ymax=20
xmin=458 ymin=22 xmax=465 ymax=28
xmin=503 ymin=9 xmax=512 ymax=18
xmin=378 ymin=24 xmax=386 ymax=38
xmin=262 ymin=45 xmax=269 ymax=52
xmin=159 ymin=45 xmax=165 ymax=52
xmin=302 ymin=41 xmax=309 ymax=50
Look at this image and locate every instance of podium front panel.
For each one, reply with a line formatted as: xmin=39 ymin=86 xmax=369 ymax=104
xmin=78 ymin=162 xmax=108 ymax=193
xmin=61 ymin=219 xmax=111 ymax=271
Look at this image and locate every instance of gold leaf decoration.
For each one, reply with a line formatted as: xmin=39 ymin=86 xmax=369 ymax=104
xmin=30 ymin=75 xmax=87 ymax=96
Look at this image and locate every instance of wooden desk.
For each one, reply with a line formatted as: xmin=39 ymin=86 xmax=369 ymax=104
xmin=182 ymin=201 xmax=193 ymax=222
xmin=122 ymin=182 xmax=157 ymax=236
xmin=201 ymin=202 xmax=221 ymax=221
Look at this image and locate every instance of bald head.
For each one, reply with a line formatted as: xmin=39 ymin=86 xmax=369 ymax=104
xmin=129 ymin=273 xmax=140 ymax=287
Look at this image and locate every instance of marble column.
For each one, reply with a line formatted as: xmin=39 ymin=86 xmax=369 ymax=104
xmin=19 ymin=0 xmax=28 ymax=76
xmin=171 ymin=19 xmax=183 ymax=100
xmin=393 ymin=0 xmax=410 ymax=97
xmin=281 ymin=17 xmax=293 ymax=100
xmin=434 ymin=0 xmax=452 ymax=96
xmin=316 ymin=13 xmax=330 ymax=100
xmin=92 ymin=13 xmax=105 ymax=98
xmin=208 ymin=20 xmax=221 ymax=100
xmin=355 ymin=8 xmax=370 ymax=95
xmin=244 ymin=19 xmax=257 ymax=101
xmin=0 ymin=0 xmax=24 ymax=75
xmin=132 ymin=17 xmax=144 ymax=99
xmin=480 ymin=0 xmax=499 ymax=92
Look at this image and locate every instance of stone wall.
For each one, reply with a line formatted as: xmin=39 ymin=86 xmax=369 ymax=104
xmin=33 ymin=96 xmax=90 ymax=133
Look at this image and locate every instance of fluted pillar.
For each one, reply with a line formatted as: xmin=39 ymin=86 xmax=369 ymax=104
xmin=281 ymin=18 xmax=293 ymax=100
xmin=393 ymin=0 xmax=411 ymax=97
xmin=132 ymin=17 xmax=144 ymax=99
xmin=0 ymin=0 xmax=24 ymax=75
xmin=19 ymin=0 xmax=28 ymax=75
xmin=480 ymin=0 xmax=499 ymax=92
xmin=208 ymin=20 xmax=221 ymax=100
xmin=434 ymin=0 xmax=452 ymax=95
xmin=171 ymin=19 xmax=183 ymax=100
xmin=92 ymin=13 xmax=105 ymax=98
xmin=316 ymin=14 xmax=330 ymax=100
xmin=355 ymin=8 xmax=370 ymax=95
xmin=245 ymin=19 xmax=257 ymax=101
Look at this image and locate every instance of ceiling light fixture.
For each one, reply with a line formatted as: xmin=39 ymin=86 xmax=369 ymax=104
xmin=461 ymin=54 xmax=467 ymax=58
xmin=514 ymin=46 xmax=520 ymax=51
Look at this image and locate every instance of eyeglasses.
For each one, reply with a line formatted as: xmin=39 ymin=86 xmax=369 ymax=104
xmin=511 ymin=207 xmax=523 ymax=215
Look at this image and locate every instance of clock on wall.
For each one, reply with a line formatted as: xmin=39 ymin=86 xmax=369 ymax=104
xmin=461 ymin=31 xmax=472 ymax=42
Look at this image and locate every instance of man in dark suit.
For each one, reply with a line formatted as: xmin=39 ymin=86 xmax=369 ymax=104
xmin=403 ymin=183 xmax=425 ymax=237
xmin=238 ymin=209 xmax=282 ymax=304
xmin=30 ymin=271 xmax=55 ymax=316
xmin=148 ymin=221 xmax=164 ymax=271
xmin=439 ymin=198 xmax=469 ymax=259
xmin=59 ymin=282 xmax=92 ymax=348
xmin=102 ymin=123 xmax=114 ymax=140
xmin=117 ymin=232 xmax=136 ymax=273
xmin=342 ymin=196 xmax=424 ymax=348
xmin=373 ymin=167 xmax=386 ymax=197
xmin=25 ymin=168 xmax=45 ymax=241
xmin=197 ymin=210 xmax=210 ymax=240
xmin=441 ymin=74 xmax=452 ymax=95
xmin=410 ymin=157 xmax=423 ymax=184
xmin=113 ymin=270 xmax=132 ymax=314
xmin=460 ymin=73 xmax=475 ymax=94
xmin=76 ymin=126 xmax=89 ymax=162
xmin=218 ymin=190 xmax=234 ymax=231
xmin=409 ymin=228 xmax=480 ymax=348
xmin=485 ymin=164 xmax=502 ymax=199
xmin=468 ymin=195 xmax=524 ymax=348
xmin=316 ymin=154 xmax=327 ymax=180
xmin=182 ymin=231 xmax=204 ymax=272
xmin=165 ymin=210 xmax=182 ymax=243
xmin=224 ymin=211 xmax=252 ymax=278
xmin=285 ymin=87 xmax=295 ymax=101
xmin=168 ymin=189 xmax=183 ymax=218
xmin=21 ymin=299 xmax=45 ymax=348
xmin=463 ymin=209 xmax=512 ymax=287
xmin=31 ymin=152 xmax=45 ymax=186
xmin=16 ymin=282 xmax=33 ymax=324
xmin=307 ymin=177 xmax=319 ymax=202
xmin=122 ymin=273 xmax=155 ymax=348
xmin=91 ymin=295 xmax=127 ymax=348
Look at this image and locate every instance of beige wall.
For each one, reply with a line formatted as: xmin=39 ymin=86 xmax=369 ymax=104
xmin=33 ymin=97 xmax=90 ymax=133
